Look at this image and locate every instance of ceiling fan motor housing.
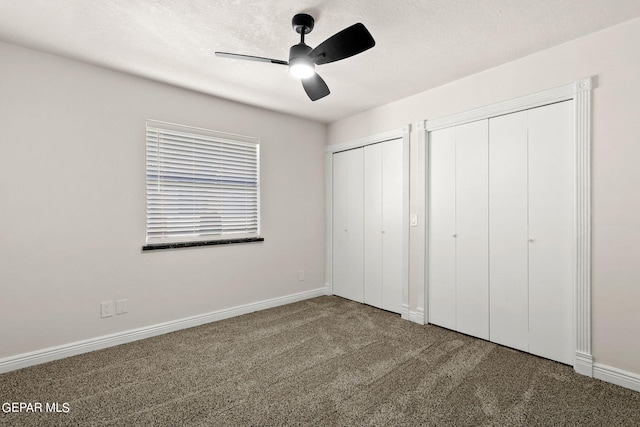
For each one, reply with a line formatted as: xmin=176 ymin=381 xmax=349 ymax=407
xmin=289 ymin=43 xmax=312 ymax=61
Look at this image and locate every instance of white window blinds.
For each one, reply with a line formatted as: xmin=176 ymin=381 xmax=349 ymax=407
xmin=145 ymin=121 xmax=260 ymax=244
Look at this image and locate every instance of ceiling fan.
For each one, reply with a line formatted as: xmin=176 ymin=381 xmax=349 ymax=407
xmin=215 ymin=13 xmax=375 ymax=101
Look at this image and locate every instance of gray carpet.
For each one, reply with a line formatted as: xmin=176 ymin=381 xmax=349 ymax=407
xmin=1 ymin=296 xmax=639 ymax=426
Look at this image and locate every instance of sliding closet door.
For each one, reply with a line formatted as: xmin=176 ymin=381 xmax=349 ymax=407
xmin=333 ymin=148 xmax=364 ymax=303
xmin=455 ymin=120 xmax=489 ymax=339
xmin=381 ymin=138 xmax=403 ymax=313
xmin=363 ymin=143 xmax=383 ymax=309
xmin=489 ymin=111 xmax=529 ymax=351
xmin=428 ymin=127 xmax=456 ymax=330
xmin=528 ymin=101 xmax=574 ymax=365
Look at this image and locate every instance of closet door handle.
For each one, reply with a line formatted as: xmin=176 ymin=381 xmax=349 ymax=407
xmin=452 ymin=234 xmax=457 ymax=238
xmin=528 ymin=238 xmax=534 ymax=242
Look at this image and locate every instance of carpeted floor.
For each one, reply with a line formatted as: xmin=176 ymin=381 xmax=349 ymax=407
xmin=1 ymin=296 xmax=639 ymax=426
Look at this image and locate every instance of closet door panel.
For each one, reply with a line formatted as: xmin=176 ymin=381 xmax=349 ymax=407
xmin=455 ymin=120 xmax=489 ymax=339
xmin=346 ymin=148 xmax=365 ymax=303
xmin=382 ymin=138 xmax=404 ymax=313
xmin=528 ymin=101 xmax=574 ymax=365
xmin=332 ymin=151 xmax=350 ymax=300
xmin=428 ymin=127 xmax=457 ymax=330
xmin=364 ymin=143 xmax=383 ymax=309
xmin=488 ymin=111 xmax=529 ymax=351
xmin=332 ymin=149 xmax=364 ymax=303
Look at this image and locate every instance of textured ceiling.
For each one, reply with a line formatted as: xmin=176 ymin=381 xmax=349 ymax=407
xmin=1 ymin=1 xmax=640 ymax=123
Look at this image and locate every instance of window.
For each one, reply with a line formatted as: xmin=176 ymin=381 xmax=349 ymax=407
xmin=144 ymin=120 xmax=261 ymax=250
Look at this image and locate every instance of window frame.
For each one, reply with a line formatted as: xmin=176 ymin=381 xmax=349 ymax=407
xmin=142 ymin=120 xmax=262 ymax=251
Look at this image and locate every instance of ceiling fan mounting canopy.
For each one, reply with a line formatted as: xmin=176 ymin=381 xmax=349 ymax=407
xmin=292 ymin=13 xmax=314 ymax=35
xmin=215 ymin=12 xmax=376 ymax=101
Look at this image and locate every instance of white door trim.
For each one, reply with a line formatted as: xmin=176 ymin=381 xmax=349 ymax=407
xmin=416 ymin=77 xmax=593 ymax=376
xmin=326 ymin=125 xmax=411 ymax=318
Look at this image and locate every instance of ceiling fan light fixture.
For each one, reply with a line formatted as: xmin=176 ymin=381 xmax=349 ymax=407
xmin=289 ymin=58 xmax=315 ymax=79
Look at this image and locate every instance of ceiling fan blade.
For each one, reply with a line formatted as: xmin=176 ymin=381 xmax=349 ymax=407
xmin=309 ymin=23 xmax=375 ymax=65
xmin=301 ymin=73 xmax=330 ymax=101
xmin=215 ymin=52 xmax=288 ymax=65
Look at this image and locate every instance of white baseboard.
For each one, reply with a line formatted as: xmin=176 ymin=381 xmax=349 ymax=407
xmin=593 ymin=363 xmax=640 ymax=393
xmin=408 ymin=309 xmax=425 ymax=325
xmin=574 ymin=351 xmax=594 ymax=377
xmin=323 ymin=283 xmax=332 ymax=295
xmin=400 ymin=304 xmax=410 ymax=321
xmin=0 ymin=287 xmax=328 ymax=374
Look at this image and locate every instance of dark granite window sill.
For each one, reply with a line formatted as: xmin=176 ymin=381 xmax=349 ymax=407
xmin=142 ymin=237 xmax=264 ymax=251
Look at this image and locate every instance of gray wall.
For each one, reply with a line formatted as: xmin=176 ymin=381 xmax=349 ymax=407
xmin=0 ymin=41 xmax=326 ymax=358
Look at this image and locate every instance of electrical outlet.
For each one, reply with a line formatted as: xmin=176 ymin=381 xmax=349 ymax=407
xmin=101 ymin=301 xmax=115 ymax=318
xmin=116 ymin=299 xmax=128 ymax=315
xmin=298 ymin=269 xmax=305 ymax=281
